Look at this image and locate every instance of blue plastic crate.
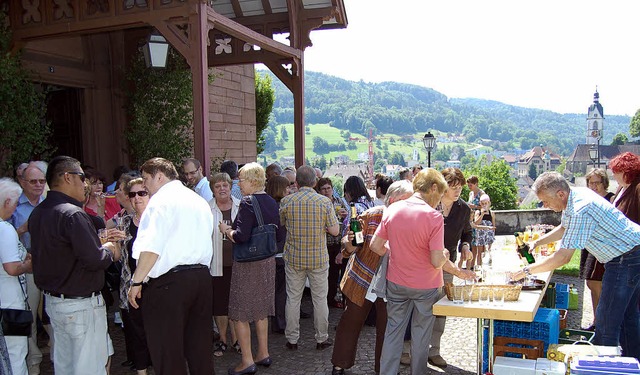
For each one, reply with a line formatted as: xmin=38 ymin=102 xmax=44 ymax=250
xmin=555 ymin=283 xmax=569 ymax=309
xmin=482 ymin=308 xmax=560 ymax=373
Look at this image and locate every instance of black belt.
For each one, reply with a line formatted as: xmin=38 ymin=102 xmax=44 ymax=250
xmin=168 ymin=264 xmax=208 ymax=273
xmin=44 ymin=291 xmax=100 ymax=300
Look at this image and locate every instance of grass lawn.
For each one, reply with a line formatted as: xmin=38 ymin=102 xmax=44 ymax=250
xmin=555 ymin=249 xmax=580 ymax=277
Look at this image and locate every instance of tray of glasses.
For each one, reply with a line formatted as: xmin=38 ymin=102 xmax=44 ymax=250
xmin=444 ymin=282 xmax=522 ymax=301
xmin=509 ymin=279 xmax=546 ymax=291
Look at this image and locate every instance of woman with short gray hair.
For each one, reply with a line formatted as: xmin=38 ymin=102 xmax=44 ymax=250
xmin=0 ymin=177 xmax=31 ymax=375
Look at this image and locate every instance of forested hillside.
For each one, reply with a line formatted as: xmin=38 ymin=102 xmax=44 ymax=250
xmin=264 ymin=70 xmax=631 ymax=156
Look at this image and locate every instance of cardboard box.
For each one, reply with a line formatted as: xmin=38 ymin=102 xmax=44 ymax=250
xmin=494 ymin=356 xmax=536 ymax=375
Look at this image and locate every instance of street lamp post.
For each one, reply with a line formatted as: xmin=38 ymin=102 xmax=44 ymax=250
xmin=422 ymin=131 xmax=436 ymax=168
xmin=589 ymin=144 xmax=598 ymax=170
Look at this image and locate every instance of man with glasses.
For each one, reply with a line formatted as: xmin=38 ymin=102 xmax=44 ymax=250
xmin=29 ymin=155 xmax=123 ymax=374
xmin=9 ymin=163 xmax=47 ymax=375
xmin=182 ymin=158 xmax=213 ymax=202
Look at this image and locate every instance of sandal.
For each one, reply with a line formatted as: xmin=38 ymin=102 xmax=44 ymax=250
xmin=232 ymin=341 xmax=242 ymax=354
xmin=213 ymin=341 xmax=227 ymax=357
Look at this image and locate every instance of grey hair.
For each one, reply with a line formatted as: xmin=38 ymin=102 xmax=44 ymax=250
xmin=295 ymin=166 xmax=316 ymax=188
xmin=29 ymin=161 xmax=48 ymax=175
xmin=0 ymin=177 xmax=23 ymax=206
xmin=384 ymin=180 xmax=413 ymax=207
xmin=531 ymin=172 xmax=570 ymax=195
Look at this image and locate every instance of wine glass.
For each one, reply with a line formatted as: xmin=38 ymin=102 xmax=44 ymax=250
xmin=221 ymin=220 xmax=231 ymax=241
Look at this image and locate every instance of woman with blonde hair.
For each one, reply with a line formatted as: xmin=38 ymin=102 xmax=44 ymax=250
xmin=218 ymin=163 xmax=285 ymax=375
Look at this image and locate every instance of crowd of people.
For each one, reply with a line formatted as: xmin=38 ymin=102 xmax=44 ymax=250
xmin=0 ymin=152 xmax=639 ymax=375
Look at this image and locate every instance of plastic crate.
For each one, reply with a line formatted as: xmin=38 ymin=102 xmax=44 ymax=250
xmin=558 ymin=328 xmax=594 ymax=344
xmin=483 ymin=308 xmax=560 ymax=373
xmin=568 ymin=286 xmax=579 ymax=310
xmin=555 ymin=283 xmax=569 ymax=309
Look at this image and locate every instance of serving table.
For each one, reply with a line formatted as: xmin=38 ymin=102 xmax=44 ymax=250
xmin=433 ymin=271 xmax=552 ymax=374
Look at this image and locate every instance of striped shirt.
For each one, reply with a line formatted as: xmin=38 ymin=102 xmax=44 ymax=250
xmin=280 ymin=187 xmax=339 ymax=269
xmin=561 ymin=187 xmax=640 ymax=263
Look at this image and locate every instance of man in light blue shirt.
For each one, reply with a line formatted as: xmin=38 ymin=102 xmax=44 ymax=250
xmin=182 ymin=158 xmax=213 ymax=202
xmin=513 ymin=172 xmax=640 ymax=362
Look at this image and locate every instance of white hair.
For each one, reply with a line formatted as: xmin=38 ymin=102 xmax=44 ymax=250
xmin=384 ymin=180 xmax=413 ymax=207
xmin=0 ymin=177 xmax=23 ymax=206
xmin=29 ymin=161 xmax=48 ymax=175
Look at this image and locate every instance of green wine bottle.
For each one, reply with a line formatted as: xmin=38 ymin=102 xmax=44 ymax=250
xmin=350 ymin=204 xmax=364 ymax=246
xmin=515 ymin=232 xmax=536 ymax=264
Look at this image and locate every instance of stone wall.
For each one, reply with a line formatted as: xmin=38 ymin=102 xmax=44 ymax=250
xmin=493 ymin=209 xmax=561 ymax=235
xmin=208 ymin=65 xmax=257 ymax=165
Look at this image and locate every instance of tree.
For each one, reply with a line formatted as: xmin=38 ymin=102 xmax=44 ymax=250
xmin=465 ymin=159 xmax=518 ymax=210
xmin=611 ymin=132 xmax=628 ymax=145
xmin=630 ymin=109 xmax=640 ymax=138
xmin=125 ymin=47 xmax=193 ymax=167
xmin=280 ymin=125 xmax=289 ymax=142
xmin=389 ymin=151 xmax=406 ymax=166
xmin=255 ymin=72 xmax=275 ymax=154
xmin=0 ymin=13 xmax=54 ymax=176
xmin=312 ymin=136 xmax=329 ymax=154
xmin=528 ymin=163 xmax=538 ymax=180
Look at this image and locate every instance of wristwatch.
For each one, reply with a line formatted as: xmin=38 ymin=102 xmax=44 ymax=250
xmin=129 ymin=279 xmax=143 ymax=287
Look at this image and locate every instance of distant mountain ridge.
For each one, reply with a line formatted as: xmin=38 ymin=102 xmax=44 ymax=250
xmin=263 ymin=70 xmax=631 ymax=156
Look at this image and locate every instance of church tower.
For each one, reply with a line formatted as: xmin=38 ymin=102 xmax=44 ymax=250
xmin=586 ymin=88 xmax=604 ymax=144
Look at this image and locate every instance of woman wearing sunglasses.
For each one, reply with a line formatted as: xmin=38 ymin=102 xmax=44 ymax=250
xmin=118 ymin=178 xmax=152 ymax=375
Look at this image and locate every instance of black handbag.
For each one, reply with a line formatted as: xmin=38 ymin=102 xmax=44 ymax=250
xmin=233 ymin=195 xmax=278 ymax=263
xmin=0 ymin=276 xmax=32 ymax=337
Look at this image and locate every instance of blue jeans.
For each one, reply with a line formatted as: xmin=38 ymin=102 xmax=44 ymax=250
xmin=594 ymin=245 xmax=640 ymax=360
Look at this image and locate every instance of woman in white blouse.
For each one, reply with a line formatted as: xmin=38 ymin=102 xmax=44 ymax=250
xmin=0 ymin=177 xmax=32 ymax=375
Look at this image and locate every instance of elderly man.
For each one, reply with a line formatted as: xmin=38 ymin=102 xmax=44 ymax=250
xmin=266 ymin=163 xmax=283 ymax=181
xmin=128 ymin=157 xmax=214 ymax=374
xmin=280 ymin=165 xmax=340 ymax=350
xmin=282 ymin=168 xmax=298 ymax=194
xmin=182 ymin=158 xmax=213 ymax=202
xmin=9 ymin=164 xmax=47 ymax=374
xmin=29 ymin=156 xmax=122 ymax=375
xmin=513 ymin=171 xmax=640 ymax=361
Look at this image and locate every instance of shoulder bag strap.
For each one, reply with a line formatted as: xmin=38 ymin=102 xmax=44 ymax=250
xmin=250 ymin=195 xmax=265 ymax=226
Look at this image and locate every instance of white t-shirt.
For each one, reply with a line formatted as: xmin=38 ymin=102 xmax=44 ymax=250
xmin=132 ymin=180 xmax=214 ymax=278
xmin=0 ymin=221 xmax=27 ymax=309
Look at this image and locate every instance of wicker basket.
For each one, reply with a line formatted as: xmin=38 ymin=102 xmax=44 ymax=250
xmin=444 ymin=282 xmax=522 ymax=302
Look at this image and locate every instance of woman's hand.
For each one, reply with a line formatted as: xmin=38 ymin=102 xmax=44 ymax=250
xmin=218 ymin=221 xmax=231 ymax=234
xmin=337 ymin=207 xmax=348 ymax=220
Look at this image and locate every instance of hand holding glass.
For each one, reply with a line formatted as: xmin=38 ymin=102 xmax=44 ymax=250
xmin=221 ymin=220 xmax=231 ymax=240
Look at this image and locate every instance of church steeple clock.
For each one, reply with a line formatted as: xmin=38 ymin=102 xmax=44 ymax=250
xmin=586 ymin=88 xmax=604 ymax=144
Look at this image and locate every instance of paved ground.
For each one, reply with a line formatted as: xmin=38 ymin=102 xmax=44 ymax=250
xmin=38 ymin=273 xmax=591 ymax=375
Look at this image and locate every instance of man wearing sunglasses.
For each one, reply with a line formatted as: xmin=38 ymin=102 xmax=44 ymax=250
xmin=9 ymin=163 xmax=47 ymax=374
xmin=29 ymin=155 xmax=124 ymax=375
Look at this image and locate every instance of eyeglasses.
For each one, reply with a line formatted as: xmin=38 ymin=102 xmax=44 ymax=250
xmin=588 ymin=180 xmax=603 ymax=185
xmin=62 ymin=171 xmax=86 ymax=182
xmin=128 ymin=191 xmax=149 ymax=198
xmin=24 ymin=178 xmax=46 ymax=186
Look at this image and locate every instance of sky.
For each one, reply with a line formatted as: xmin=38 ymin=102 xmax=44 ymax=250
xmin=298 ymin=0 xmax=640 ymax=116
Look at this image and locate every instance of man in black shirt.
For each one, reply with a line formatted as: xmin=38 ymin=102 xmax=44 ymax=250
xmin=29 ymin=155 xmax=122 ymax=375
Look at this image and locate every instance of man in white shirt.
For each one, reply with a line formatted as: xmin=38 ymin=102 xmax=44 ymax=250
xmin=182 ymin=158 xmax=213 ymax=202
xmin=128 ymin=157 xmax=214 ymax=375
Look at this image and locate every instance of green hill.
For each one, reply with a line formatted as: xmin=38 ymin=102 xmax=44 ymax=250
xmin=260 ymin=70 xmax=631 ymax=161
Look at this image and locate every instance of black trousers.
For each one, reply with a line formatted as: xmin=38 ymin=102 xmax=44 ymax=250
xmin=142 ymin=267 xmax=213 ymax=375
xmin=271 ymin=257 xmax=287 ymax=332
xmin=121 ymin=302 xmax=152 ymax=370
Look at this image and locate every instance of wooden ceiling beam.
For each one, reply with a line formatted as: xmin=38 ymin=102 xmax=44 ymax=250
xmin=10 ymin=3 xmax=190 ymax=42
xmin=206 ymin=6 xmax=300 ymax=61
xmin=230 ymin=0 xmax=243 ymax=18
xmin=261 ymin=0 xmax=272 ymax=14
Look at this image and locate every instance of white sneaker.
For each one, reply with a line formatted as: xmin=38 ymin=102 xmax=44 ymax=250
xmin=114 ymin=312 xmax=123 ymax=325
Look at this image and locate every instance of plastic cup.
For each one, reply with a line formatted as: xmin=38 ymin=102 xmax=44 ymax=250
xmin=453 ymin=287 xmax=464 ymax=304
xmin=98 ymin=228 xmax=108 ymax=245
xmin=479 ymin=288 xmax=491 ymax=306
xmin=493 ymin=289 xmax=505 ymax=307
